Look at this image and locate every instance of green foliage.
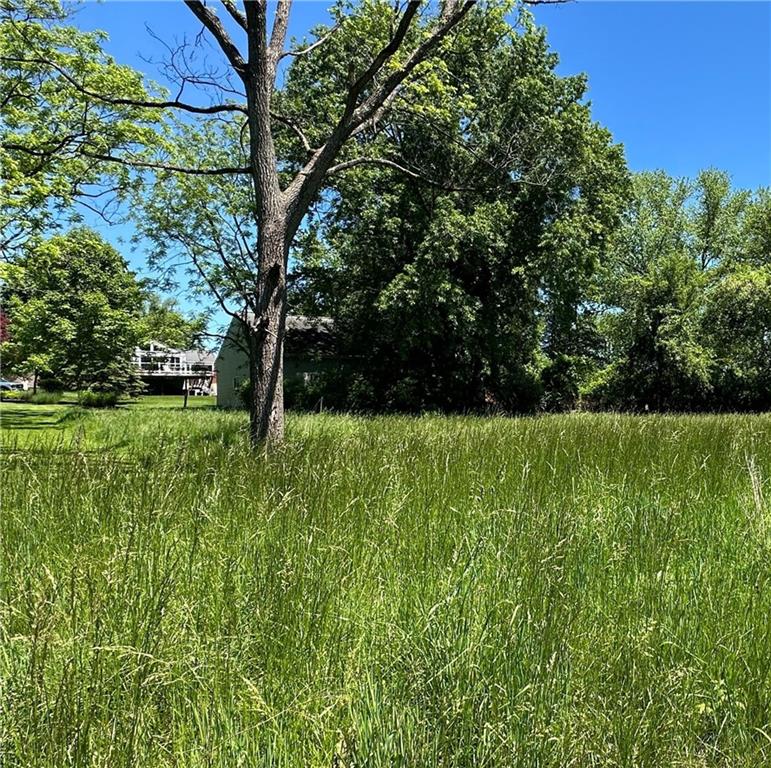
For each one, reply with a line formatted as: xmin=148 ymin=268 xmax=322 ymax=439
xmin=138 ymin=293 xmax=206 ymax=350
xmin=237 ymin=377 xmax=251 ymax=409
xmin=0 ymin=389 xmax=63 ymax=404
xmin=77 ymin=389 xmax=119 ymax=408
xmin=0 ymin=0 xmax=161 ymax=254
xmin=588 ymin=170 xmax=771 ymax=411
xmin=2 ymin=407 xmax=771 ymax=765
xmin=19 ymin=389 xmax=63 ymax=404
xmin=290 ymin=16 xmax=628 ymax=413
xmin=1 ymin=228 xmax=143 ymax=395
xmin=704 ymin=264 xmax=771 ymax=410
xmin=3 ymin=0 xmax=767 ymax=416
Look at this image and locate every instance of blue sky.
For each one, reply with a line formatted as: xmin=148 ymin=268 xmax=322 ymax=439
xmin=72 ymin=0 xmax=771 ymax=314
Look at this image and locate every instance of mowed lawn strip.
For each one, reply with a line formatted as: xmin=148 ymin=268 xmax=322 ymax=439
xmin=1 ymin=409 xmax=770 ymax=767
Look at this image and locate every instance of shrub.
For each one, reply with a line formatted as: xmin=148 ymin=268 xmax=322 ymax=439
xmin=13 ymin=389 xmax=63 ymax=405
xmin=238 ymin=378 xmax=251 ymax=410
xmin=78 ymin=390 xmax=119 ymax=408
xmin=38 ymin=375 xmax=66 ymax=392
xmin=541 ymin=354 xmax=582 ymax=412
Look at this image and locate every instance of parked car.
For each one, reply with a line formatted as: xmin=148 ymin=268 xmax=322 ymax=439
xmin=0 ymin=379 xmax=23 ymax=391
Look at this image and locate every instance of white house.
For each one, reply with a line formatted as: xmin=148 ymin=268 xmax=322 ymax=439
xmin=132 ymin=341 xmax=217 ymax=396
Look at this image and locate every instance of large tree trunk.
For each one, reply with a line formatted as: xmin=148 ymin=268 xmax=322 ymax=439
xmin=247 ymin=222 xmax=288 ymax=447
xmin=243 ymin=2 xmax=288 ymax=448
xmin=237 ymin=0 xmax=474 ymax=449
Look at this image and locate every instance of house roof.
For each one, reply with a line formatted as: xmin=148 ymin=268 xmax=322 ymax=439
xmin=135 ymin=341 xmax=216 ymax=366
xmin=285 ymin=315 xmax=336 ymax=358
xmin=181 ymin=349 xmax=216 ymax=365
xmin=220 ymin=313 xmax=336 ymax=359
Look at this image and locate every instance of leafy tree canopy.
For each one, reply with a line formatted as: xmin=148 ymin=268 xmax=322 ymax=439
xmin=1 ymin=0 xmax=162 ymax=256
xmin=1 ymin=228 xmax=143 ymax=393
xmin=137 ymin=293 xmax=207 ymax=350
xmin=288 ymin=13 xmax=629 ymax=412
xmin=588 ymin=170 xmax=771 ymax=411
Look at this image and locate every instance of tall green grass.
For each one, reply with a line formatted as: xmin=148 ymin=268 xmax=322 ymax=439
xmin=2 ymin=411 xmax=770 ymax=766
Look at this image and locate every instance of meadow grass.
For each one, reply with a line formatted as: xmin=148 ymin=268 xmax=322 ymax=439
xmin=1 ymin=405 xmax=771 ymax=767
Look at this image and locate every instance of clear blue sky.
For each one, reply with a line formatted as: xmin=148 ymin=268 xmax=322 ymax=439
xmin=73 ymin=0 xmax=771 ymax=315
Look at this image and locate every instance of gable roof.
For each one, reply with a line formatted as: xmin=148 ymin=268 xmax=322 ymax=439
xmin=217 ymin=313 xmax=336 ymax=362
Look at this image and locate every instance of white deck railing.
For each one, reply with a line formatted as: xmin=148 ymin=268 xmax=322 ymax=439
xmin=133 ymin=361 xmax=214 ymax=376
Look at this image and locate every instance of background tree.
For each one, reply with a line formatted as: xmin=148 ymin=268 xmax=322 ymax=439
xmin=703 ymin=265 xmax=771 ymax=410
xmin=138 ymin=293 xmax=207 ymax=350
xmin=289 ymin=16 xmax=628 ymax=412
xmin=702 ymin=188 xmax=771 ymax=410
xmin=587 ymin=170 xmax=770 ymax=412
xmin=1 ymin=228 xmax=142 ymax=394
xmin=588 ymin=172 xmax=709 ymax=410
xmin=0 ymin=0 xmax=158 ymax=257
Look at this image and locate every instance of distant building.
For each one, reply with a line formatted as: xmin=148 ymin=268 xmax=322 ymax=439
xmin=132 ymin=341 xmax=217 ymax=396
xmin=215 ymin=314 xmax=335 ymax=408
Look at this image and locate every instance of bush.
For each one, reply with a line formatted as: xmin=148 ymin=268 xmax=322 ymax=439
xmin=78 ymin=390 xmax=119 ymax=408
xmin=9 ymin=389 xmax=64 ymax=405
xmin=38 ymin=375 xmax=66 ymax=392
xmin=238 ymin=378 xmax=251 ymax=410
xmin=541 ymin=355 xmax=582 ymax=412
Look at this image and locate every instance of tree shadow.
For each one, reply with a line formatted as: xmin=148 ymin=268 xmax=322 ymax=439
xmin=0 ymin=406 xmax=65 ymax=431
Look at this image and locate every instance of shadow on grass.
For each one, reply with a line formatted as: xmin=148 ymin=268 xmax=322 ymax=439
xmin=0 ymin=406 xmax=69 ymax=431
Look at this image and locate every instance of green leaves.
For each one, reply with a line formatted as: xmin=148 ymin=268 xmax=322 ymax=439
xmin=1 ymin=0 xmax=164 ymax=254
xmin=138 ymin=294 xmax=207 ymax=350
xmin=290 ymin=16 xmax=628 ymax=412
xmin=1 ymin=228 xmax=144 ymax=393
xmin=590 ymin=171 xmax=771 ymax=411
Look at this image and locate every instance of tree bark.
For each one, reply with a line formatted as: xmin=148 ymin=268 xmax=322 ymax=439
xmin=242 ymin=1 xmax=288 ymax=447
xmin=248 ymin=225 xmax=288 ymax=446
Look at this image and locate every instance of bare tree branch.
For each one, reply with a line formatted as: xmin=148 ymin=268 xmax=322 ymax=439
xmin=203 ymin=210 xmax=257 ymax=302
xmin=278 ymin=23 xmax=341 ymax=61
xmin=220 ymin=0 xmax=247 ymax=30
xmin=284 ymin=0 xmax=476 ymax=233
xmin=350 ymin=85 xmax=403 ymax=138
xmin=1 ymin=55 xmax=247 ymax=114
xmin=351 ymin=1 xmax=476 ymax=130
xmin=327 ymin=156 xmax=479 ymax=191
xmin=183 ymin=1 xmax=247 ymax=78
xmin=272 ymin=112 xmax=313 ymax=153
xmin=187 ymin=244 xmax=244 ymax=321
xmin=347 ymin=1 xmax=421 ymax=107
xmin=80 ymin=150 xmax=251 ymax=176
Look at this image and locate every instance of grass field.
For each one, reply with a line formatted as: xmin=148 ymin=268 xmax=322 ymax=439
xmin=2 ymin=401 xmax=771 ymax=767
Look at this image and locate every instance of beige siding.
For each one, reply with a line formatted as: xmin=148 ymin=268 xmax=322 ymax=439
xmin=214 ymin=318 xmax=249 ymax=408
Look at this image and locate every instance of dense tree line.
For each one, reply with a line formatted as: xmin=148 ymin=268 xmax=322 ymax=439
xmin=2 ymin=1 xmax=768 ymax=415
xmin=290 ymin=165 xmax=770 ymax=413
xmin=287 ymin=14 xmax=629 ymax=412
xmin=588 ymin=171 xmax=771 ymax=412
